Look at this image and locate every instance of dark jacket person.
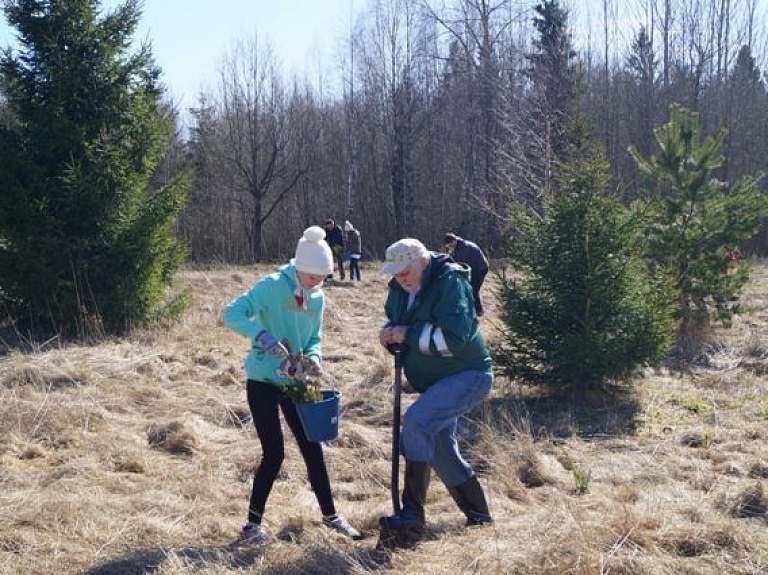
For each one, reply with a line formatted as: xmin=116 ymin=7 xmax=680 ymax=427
xmin=443 ymin=233 xmax=489 ymax=316
xmin=324 ymin=219 xmax=345 ymax=280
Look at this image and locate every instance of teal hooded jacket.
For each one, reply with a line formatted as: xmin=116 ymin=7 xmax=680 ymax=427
xmin=384 ymin=254 xmax=492 ymax=392
xmin=223 ymin=263 xmax=324 ymax=385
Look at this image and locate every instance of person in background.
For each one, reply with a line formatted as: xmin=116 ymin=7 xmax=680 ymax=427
xmin=324 ymin=219 xmax=345 ymax=281
xmin=378 ymin=238 xmax=494 ymax=538
xmin=222 ymin=226 xmax=362 ymax=545
xmin=343 ymin=220 xmax=362 ymax=281
xmin=443 ymin=232 xmax=490 ymax=316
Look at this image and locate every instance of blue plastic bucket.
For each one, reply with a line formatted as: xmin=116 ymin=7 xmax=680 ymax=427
xmin=296 ymin=389 xmax=341 ymax=442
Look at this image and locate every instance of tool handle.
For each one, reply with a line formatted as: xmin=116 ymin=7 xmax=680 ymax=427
xmin=386 ymin=342 xmax=404 ymax=356
xmin=391 ymin=351 xmax=403 ymax=514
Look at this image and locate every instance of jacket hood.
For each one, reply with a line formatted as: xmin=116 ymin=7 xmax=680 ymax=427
xmin=279 ymin=263 xmax=299 ymax=288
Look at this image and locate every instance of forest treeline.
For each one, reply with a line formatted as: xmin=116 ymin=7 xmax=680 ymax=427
xmin=165 ymin=0 xmax=768 ymax=264
xmin=2 ymin=0 xmax=768 ymax=337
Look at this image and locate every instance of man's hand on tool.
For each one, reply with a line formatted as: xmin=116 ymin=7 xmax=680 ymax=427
xmin=255 ymin=330 xmax=289 ymax=356
xmin=379 ymin=325 xmax=407 ymax=347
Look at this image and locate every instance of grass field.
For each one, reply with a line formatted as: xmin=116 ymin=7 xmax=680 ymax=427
xmin=1 ymin=261 xmax=767 ymax=574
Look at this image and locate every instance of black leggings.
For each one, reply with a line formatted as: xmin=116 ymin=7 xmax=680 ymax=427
xmin=246 ymin=380 xmax=336 ymax=523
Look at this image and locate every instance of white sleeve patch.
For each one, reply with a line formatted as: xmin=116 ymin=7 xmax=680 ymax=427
xmin=432 ymin=327 xmax=452 ymax=357
xmin=419 ymin=323 xmax=433 ymax=354
xmin=419 ymin=323 xmax=453 ymax=357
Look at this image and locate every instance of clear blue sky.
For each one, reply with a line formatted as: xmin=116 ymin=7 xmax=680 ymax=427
xmin=2 ymin=0 xmax=766 ymax=116
xmin=0 ymin=0 xmax=358 ymax=113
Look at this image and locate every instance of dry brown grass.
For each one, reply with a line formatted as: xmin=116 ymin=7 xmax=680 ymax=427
xmin=1 ymin=261 xmax=767 ymax=574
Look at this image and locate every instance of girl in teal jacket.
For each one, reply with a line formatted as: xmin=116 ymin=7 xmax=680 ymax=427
xmin=224 ymin=261 xmax=325 ymax=385
xmin=223 ymin=226 xmax=361 ymax=545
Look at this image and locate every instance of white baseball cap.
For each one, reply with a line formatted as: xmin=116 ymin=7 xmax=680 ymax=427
xmin=380 ymin=238 xmax=429 ymax=275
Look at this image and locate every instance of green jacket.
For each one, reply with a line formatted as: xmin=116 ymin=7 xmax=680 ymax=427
xmin=384 ymin=253 xmax=492 ymax=392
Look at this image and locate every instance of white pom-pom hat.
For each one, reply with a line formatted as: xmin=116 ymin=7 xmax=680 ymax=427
xmin=293 ymin=226 xmax=334 ymax=275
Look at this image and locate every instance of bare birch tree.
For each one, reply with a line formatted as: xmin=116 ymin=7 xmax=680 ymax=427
xmin=424 ymin=0 xmax=515 ymax=248
xmin=207 ymin=36 xmax=311 ymax=262
xmin=354 ymin=0 xmax=422 ymax=240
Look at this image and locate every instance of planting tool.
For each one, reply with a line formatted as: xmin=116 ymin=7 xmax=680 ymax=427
xmin=389 ymin=344 xmax=403 ymax=515
xmin=377 ymin=344 xmax=418 ymax=550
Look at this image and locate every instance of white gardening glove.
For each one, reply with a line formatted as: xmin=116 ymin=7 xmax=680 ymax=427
xmin=277 ymin=354 xmax=322 ymax=379
xmin=255 ymin=330 xmax=289 ymax=356
xmin=304 ymin=357 xmax=323 ymax=378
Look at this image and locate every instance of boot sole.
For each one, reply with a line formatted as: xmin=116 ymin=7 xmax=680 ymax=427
xmin=376 ymin=525 xmax=422 ymax=550
xmin=378 ymin=516 xmax=425 ymax=531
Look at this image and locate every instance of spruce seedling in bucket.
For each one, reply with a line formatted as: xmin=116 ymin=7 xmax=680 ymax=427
xmin=279 ymin=353 xmax=323 ymax=403
xmin=279 ymin=353 xmax=340 ymax=441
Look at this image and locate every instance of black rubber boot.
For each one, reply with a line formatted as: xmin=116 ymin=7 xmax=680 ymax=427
xmin=448 ymin=475 xmax=493 ymax=526
xmin=380 ymin=461 xmax=431 ymax=531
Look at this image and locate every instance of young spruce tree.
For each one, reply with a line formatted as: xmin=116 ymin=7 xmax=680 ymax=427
xmin=0 ymin=0 xmax=191 ymax=337
xmin=629 ymin=105 xmax=767 ymax=353
xmin=496 ymin=141 xmax=676 ymax=397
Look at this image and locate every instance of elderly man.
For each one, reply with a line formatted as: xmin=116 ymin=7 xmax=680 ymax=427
xmin=443 ymin=233 xmax=489 ymax=316
xmin=378 ymin=238 xmax=493 ymax=536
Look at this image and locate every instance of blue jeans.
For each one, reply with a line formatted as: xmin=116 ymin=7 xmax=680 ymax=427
xmin=400 ymin=370 xmax=492 ymax=488
xmin=348 ymin=256 xmax=361 ymax=281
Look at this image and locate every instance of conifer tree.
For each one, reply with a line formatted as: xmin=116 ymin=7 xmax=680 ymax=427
xmin=496 ymin=140 xmax=675 ymax=396
xmin=0 ymin=0 xmax=190 ymax=337
xmin=526 ymin=0 xmax=578 ymax=171
xmin=629 ymin=104 xmax=767 ymax=350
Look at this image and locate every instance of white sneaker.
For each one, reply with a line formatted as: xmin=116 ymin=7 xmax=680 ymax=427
xmin=323 ymin=515 xmax=363 ymax=540
xmin=240 ymin=522 xmax=268 ymax=545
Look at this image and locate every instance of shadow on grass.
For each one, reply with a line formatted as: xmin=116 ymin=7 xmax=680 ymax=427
xmin=83 ymin=543 xmax=263 ymax=575
xmin=83 ymin=534 xmax=430 ymax=574
xmin=0 ymin=325 xmax=53 ymax=356
xmin=461 ymin=387 xmax=642 ymax=442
